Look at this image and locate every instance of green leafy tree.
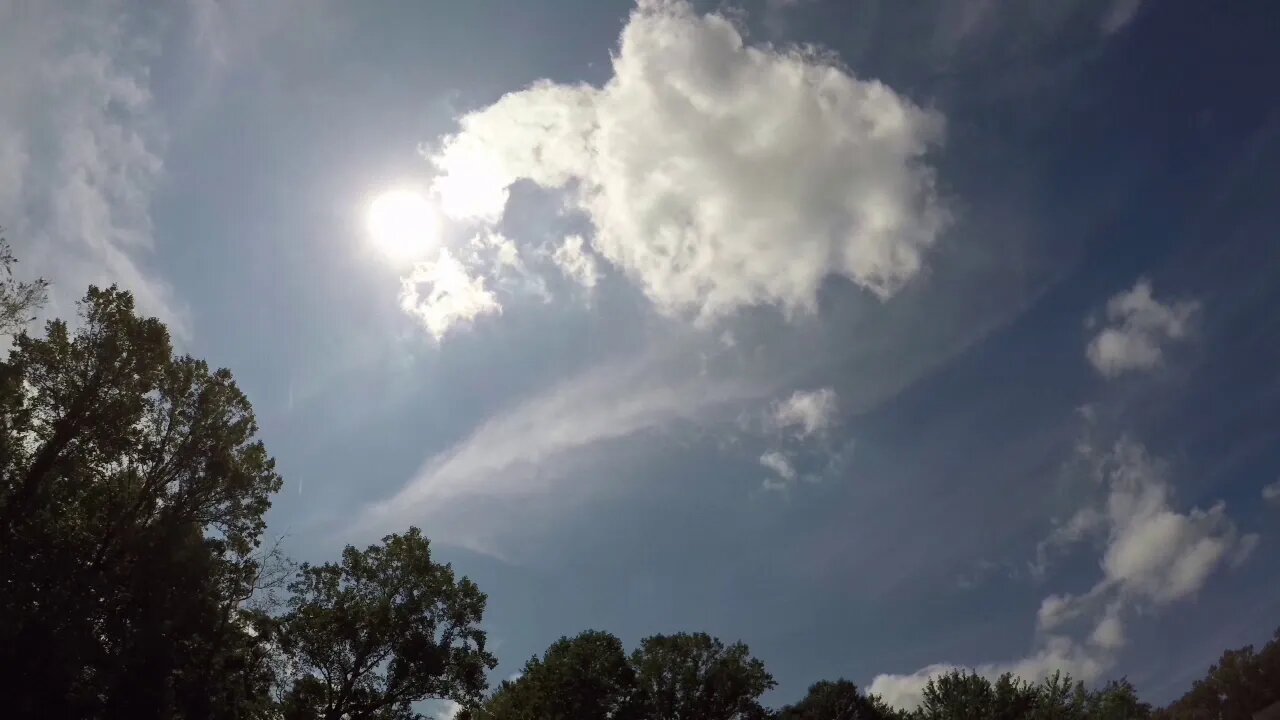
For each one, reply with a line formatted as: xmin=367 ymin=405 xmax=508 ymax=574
xmin=910 ymin=669 xmax=1152 ymax=720
xmin=1157 ymin=627 xmax=1280 ymax=720
xmin=918 ymin=670 xmax=1007 ymax=720
xmin=0 ymin=234 xmax=47 ymax=336
xmin=778 ymin=679 xmax=906 ymax=720
xmin=631 ymin=632 xmax=776 ymax=720
xmin=1084 ymin=680 xmax=1151 ymax=720
xmin=478 ymin=630 xmax=639 ymax=720
xmin=0 ymin=285 xmax=283 ymax=718
xmin=278 ymin=527 xmax=497 ymax=720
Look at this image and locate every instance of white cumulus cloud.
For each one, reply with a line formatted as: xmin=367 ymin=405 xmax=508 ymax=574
xmin=552 ymin=234 xmax=601 ymax=289
xmin=771 ymin=387 xmax=839 ymax=438
xmin=1086 ymin=279 xmax=1198 ymax=378
xmin=1094 ymin=440 xmax=1252 ymax=604
xmin=759 ymin=450 xmax=797 ymax=487
xmin=428 ymin=0 xmax=948 ymax=322
xmin=871 ymin=439 xmax=1255 ymax=710
xmin=870 ymin=634 xmax=1110 ymax=712
xmin=399 ymin=248 xmax=502 ymax=341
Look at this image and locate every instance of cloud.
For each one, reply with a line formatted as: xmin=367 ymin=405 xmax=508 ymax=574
xmin=1035 ymin=440 xmax=1256 ymax=620
xmin=1031 ymin=506 xmax=1104 ymax=578
xmin=871 ymin=439 xmax=1255 ymax=710
xmin=470 ymin=231 xmax=523 ymax=273
xmin=1093 ymin=441 xmax=1252 ymax=604
xmin=423 ymin=699 xmax=461 ymax=720
xmin=1036 ymin=593 xmax=1088 ymax=631
xmin=870 ymin=634 xmax=1110 ymax=711
xmin=1099 ymin=0 xmax=1144 ymax=35
xmin=0 ymin=1 xmax=184 ymax=334
xmin=552 ymin=234 xmax=601 ymax=289
xmin=1088 ymin=603 xmax=1125 ymax=651
xmin=1086 ymin=279 xmax=1198 ymax=378
xmin=752 ymin=448 xmax=793 ymax=481
xmin=358 ymin=344 xmax=770 ymax=550
xmin=428 ymin=0 xmax=948 ymax=322
xmin=399 ymin=248 xmax=502 ymax=340
xmin=1263 ymin=480 xmax=1280 ymax=505
xmin=771 ymin=387 xmax=839 ymax=438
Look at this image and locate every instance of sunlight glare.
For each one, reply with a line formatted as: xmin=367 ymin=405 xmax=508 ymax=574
xmin=367 ymin=188 xmax=440 ymax=262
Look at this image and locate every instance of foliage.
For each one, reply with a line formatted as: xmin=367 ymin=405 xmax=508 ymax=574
xmin=477 ymin=630 xmax=773 ymax=720
xmin=0 ymin=234 xmax=47 ymax=336
xmin=1156 ymin=628 xmax=1280 ymax=720
xmin=277 ymin=527 xmax=497 ymax=720
xmin=0 ymin=285 xmax=283 ymax=718
xmin=479 ymin=630 xmax=639 ymax=720
xmin=777 ymin=679 xmax=906 ymax=720
xmin=629 ymin=632 xmax=776 ymax=720
xmin=0 ymin=282 xmax=496 ymax=719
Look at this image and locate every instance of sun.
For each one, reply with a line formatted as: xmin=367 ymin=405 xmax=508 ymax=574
xmin=366 ymin=188 xmax=440 ymax=262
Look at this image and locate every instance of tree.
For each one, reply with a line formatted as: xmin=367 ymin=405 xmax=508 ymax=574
xmin=0 ymin=234 xmax=47 ymax=336
xmin=631 ymin=632 xmax=776 ymax=720
xmin=277 ymin=527 xmax=497 ymax=720
xmin=918 ymin=670 xmax=1010 ymax=720
xmin=778 ymin=679 xmax=906 ymax=720
xmin=0 ymin=285 xmax=283 ymax=718
xmin=1158 ymin=627 xmax=1280 ymax=720
xmin=479 ymin=630 xmax=639 ymax=720
xmin=1084 ymin=679 xmax=1151 ymax=720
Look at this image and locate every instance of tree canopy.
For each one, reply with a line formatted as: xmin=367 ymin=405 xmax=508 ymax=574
xmin=0 ymin=285 xmax=495 ymax=720
xmin=278 ymin=527 xmax=497 ymax=720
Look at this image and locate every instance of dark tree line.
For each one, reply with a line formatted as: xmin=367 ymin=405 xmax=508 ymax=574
xmin=463 ymin=626 xmax=1280 ymax=720
xmin=0 ymin=262 xmax=1275 ymax=720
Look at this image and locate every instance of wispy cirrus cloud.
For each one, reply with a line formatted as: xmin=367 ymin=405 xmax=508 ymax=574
xmin=0 ymin=0 xmax=184 ymax=334
xmin=357 ymin=342 xmax=772 ymax=551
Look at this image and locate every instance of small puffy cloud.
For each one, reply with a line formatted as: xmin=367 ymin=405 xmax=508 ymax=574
xmin=872 ymin=439 xmax=1253 ymax=711
xmin=428 ymin=0 xmax=948 ymax=322
xmin=1263 ymin=480 xmax=1280 ymax=505
xmin=1037 ymin=440 xmax=1252 ymax=608
xmin=1086 ymin=279 xmax=1198 ymax=378
xmin=1096 ymin=441 xmax=1248 ymax=604
xmin=771 ymin=387 xmax=838 ymax=438
xmin=759 ymin=450 xmax=797 ymax=486
xmin=1103 ymin=504 xmax=1235 ymax=603
xmin=552 ymin=234 xmax=601 ymax=288
xmin=1089 ymin=604 xmax=1125 ymax=651
xmin=399 ymin=248 xmax=502 ymax=340
xmin=470 ymin=230 xmax=523 ymax=272
xmin=1037 ymin=593 xmax=1085 ymax=631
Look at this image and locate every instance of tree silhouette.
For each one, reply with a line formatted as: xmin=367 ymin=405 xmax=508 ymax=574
xmin=0 ymin=286 xmax=282 ymax=718
xmin=277 ymin=527 xmax=497 ymax=720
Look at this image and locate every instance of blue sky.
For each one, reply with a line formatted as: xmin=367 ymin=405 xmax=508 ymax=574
xmin=3 ymin=0 xmax=1279 ymax=710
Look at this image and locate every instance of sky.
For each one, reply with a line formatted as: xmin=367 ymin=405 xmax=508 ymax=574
xmin=3 ymin=0 xmax=1280 ymax=710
